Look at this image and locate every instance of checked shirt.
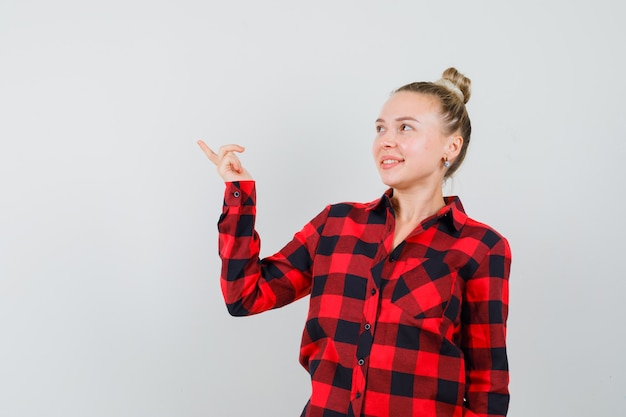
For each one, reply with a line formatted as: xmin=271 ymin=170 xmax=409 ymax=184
xmin=218 ymin=181 xmax=511 ymax=417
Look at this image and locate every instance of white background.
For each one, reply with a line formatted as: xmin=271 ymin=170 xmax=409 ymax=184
xmin=1 ymin=1 xmax=624 ymax=416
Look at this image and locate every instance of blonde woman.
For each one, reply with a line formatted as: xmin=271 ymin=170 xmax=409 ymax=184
xmin=199 ymin=68 xmax=511 ymax=417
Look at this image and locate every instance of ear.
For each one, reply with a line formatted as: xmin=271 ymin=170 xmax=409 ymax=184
xmin=445 ymin=135 xmax=463 ymax=161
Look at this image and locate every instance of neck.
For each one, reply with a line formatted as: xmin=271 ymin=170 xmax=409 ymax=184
xmin=390 ymin=185 xmax=446 ymax=224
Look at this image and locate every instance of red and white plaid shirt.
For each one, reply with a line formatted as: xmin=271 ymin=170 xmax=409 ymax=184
xmin=218 ymin=181 xmax=511 ymax=417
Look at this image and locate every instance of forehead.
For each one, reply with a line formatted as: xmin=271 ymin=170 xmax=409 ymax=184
xmin=379 ymin=91 xmax=441 ymax=119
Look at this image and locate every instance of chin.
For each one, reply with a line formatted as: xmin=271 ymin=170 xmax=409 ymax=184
xmin=379 ymin=178 xmax=400 ymax=189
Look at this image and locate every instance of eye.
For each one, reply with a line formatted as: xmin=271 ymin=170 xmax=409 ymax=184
xmin=376 ymin=125 xmax=385 ymax=133
xmin=400 ymin=124 xmax=412 ymax=131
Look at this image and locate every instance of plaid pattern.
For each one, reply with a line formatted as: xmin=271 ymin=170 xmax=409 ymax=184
xmin=218 ymin=181 xmax=511 ymax=417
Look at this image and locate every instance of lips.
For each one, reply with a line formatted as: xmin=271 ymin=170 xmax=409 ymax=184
xmin=380 ymin=156 xmax=404 ymax=168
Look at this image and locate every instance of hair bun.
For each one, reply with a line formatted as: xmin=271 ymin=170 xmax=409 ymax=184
xmin=437 ymin=67 xmax=471 ymax=104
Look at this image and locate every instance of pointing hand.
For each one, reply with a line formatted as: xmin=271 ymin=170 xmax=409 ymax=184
xmin=197 ymin=140 xmax=253 ymax=182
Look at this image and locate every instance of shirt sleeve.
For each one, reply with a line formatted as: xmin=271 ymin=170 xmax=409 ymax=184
xmin=461 ymin=234 xmax=512 ymax=417
xmin=217 ymin=181 xmax=329 ymax=316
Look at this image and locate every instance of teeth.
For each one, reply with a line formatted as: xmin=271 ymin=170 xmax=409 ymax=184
xmin=383 ymin=159 xmax=400 ymax=164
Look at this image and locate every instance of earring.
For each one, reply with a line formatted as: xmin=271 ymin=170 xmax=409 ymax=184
xmin=443 ymin=158 xmax=450 ymax=168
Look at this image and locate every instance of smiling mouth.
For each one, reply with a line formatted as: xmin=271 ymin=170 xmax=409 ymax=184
xmin=382 ymin=159 xmax=404 ymax=165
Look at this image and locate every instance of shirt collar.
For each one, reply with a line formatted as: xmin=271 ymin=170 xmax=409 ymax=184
xmin=441 ymin=196 xmax=467 ymax=232
xmin=366 ymin=189 xmax=468 ymax=232
xmin=365 ymin=188 xmax=394 ymax=212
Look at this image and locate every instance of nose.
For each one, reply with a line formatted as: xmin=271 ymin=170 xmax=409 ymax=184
xmin=379 ymin=131 xmax=397 ymax=148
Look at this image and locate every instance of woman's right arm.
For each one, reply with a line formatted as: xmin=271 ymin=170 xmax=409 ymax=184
xmin=218 ymin=180 xmax=329 ymax=315
xmin=198 ymin=141 xmax=327 ymax=316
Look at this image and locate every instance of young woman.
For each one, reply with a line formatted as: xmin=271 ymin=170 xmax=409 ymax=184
xmin=198 ymin=68 xmax=511 ymax=417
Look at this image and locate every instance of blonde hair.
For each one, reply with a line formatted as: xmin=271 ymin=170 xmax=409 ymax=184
xmin=394 ymin=67 xmax=472 ymax=178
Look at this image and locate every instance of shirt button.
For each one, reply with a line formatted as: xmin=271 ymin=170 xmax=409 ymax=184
xmin=233 ymin=191 xmax=240 ymax=198
xmin=371 ymin=288 xmax=377 ymax=295
xmin=358 ymin=358 xmax=365 ymax=366
xmin=356 ymin=392 xmax=361 ymax=399
xmin=364 ymin=323 xmax=371 ymax=331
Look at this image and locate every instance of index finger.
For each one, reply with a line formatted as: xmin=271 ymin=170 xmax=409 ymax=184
xmin=197 ymin=140 xmax=219 ymax=164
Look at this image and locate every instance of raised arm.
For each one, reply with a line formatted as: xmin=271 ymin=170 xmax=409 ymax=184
xmin=198 ymin=141 xmax=326 ymax=316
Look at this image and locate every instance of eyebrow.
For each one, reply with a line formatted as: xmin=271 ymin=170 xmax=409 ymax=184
xmin=376 ymin=116 xmax=420 ymax=124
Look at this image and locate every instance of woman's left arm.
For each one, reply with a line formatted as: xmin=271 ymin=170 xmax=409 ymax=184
xmin=461 ymin=235 xmax=512 ymax=417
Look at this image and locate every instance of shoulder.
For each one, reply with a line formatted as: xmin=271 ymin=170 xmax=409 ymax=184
xmin=303 ymin=197 xmax=379 ymax=231
xmin=461 ymin=216 xmax=512 ymax=262
xmin=325 ymin=194 xmax=387 ymax=218
xmin=327 ymin=201 xmax=370 ymax=216
xmin=447 ymin=196 xmax=510 ymax=252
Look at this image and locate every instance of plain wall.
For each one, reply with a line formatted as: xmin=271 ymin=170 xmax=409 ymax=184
xmin=1 ymin=1 xmax=624 ymax=415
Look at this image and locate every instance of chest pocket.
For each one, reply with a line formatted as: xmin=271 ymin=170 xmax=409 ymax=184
xmin=387 ymin=257 xmax=458 ymax=321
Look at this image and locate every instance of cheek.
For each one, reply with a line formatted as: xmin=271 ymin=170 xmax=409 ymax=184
xmin=400 ymin=138 xmax=420 ymax=154
xmin=409 ymin=134 xmax=438 ymax=154
xmin=403 ymin=138 xmax=439 ymax=166
xmin=371 ymin=136 xmax=380 ymax=157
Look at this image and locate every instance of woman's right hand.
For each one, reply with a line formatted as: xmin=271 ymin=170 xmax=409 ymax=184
xmin=197 ymin=140 xmax=253 ymax=182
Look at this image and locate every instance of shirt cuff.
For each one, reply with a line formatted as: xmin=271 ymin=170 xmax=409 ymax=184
xmin=224 ymin=180 xmax=256 ymax=207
